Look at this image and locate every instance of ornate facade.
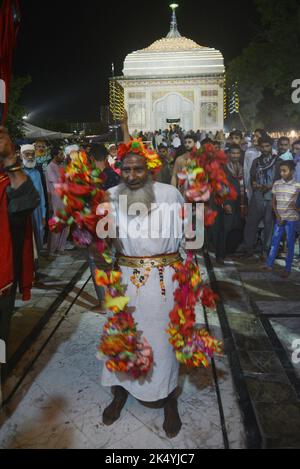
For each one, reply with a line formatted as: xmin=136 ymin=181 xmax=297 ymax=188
xmin=112 ymin=6 xmax=225 ymax=133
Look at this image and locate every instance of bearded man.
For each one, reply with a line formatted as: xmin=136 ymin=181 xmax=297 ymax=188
xmin=100 ymin=116 xmax=186 ymax=439
xmin=21 ymin=144 xmax=46 ymax=252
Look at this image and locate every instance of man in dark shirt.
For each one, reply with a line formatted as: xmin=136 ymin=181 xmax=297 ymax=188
xmin=0 ymin=127 xmax=40 ymax=354
xmin=243 ymin=135 xmax=280 ymax=260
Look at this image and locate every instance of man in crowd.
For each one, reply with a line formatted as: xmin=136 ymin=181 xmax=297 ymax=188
xmin=101 ymin=115 xmax=185 ymax=439
xmin=34 ymin=139 xmax=51 ymax=171
xmin=171 ymin=134 xmax=197 ymax=191
xmin=226 ymin=130 xmax=245 ymax=163
xmin=107 ymin=144 xmax=118 ymax=167
xmin=21 ymin=144 xmax=46 ymax=253
xmin=243 ymin=135 xmax=280 ymax=260
xmin=209 ymin=143 xmax=246 ymax=265
xmin=90 ymin=143 xmax=120 ymax=192
xmin=277 ymin=137 xmax=293 ymax=161
xmin=292 ymin=140 xmax=300 ymax=159
xmin=0 ymin=127 xmax=40 ymax=400
xmin=45 ymin=147 xmax=69 ymax=257
xmin=243 ymin=129 xmax=267 ymax=201
xmin=223 ymin=144 xmax=247 ymax=255
xmin=156 ymin=143 xmax=172 ymax=185
xmin=85 ymin=143 xmax=120 ymax=311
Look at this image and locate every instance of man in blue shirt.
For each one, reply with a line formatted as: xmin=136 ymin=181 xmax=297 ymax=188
xmin=21 ymin=144 xmax=46 ymax=252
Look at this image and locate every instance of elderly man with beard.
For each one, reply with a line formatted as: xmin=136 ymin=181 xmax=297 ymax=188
xmin=21 ymin=145 xmax=46 ymax=253
xmin=0 ymin=128 xmax=39 ymax=399
xmin=100 ymin=116 xmax=186 ymax=439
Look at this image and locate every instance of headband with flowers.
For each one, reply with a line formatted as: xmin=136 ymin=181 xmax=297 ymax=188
xmin=117 ymin=139 xmax=162 ymax=173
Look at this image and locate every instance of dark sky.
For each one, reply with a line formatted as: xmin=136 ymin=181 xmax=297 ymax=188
xmin=14 ymin=0 xmax=258 ymax=123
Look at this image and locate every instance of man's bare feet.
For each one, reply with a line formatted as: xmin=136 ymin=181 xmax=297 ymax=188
xmin=163 ymin=393 xmax=182 ymax=439
xmin=103 ymin=386 xmax=128 ymax=426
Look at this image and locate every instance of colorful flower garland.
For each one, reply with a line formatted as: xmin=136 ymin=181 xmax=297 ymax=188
xmin=48 ymin=149 xmax=111 ymax=261
xmin=177 ymin=143 xmax=238 ymax=225
xmin=96 ymin=251 xmax=221 ymax=376
xmin=49 ymin=144 xmax=225 ymax=379
xmin=117 ymin=139 xmax=162 ymax=174
xmin=95 ymin=270 xmax=153 ymax=379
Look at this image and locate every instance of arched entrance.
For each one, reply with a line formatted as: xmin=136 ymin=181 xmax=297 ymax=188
xmin=153 ymin=93 xmax=194 ymax=131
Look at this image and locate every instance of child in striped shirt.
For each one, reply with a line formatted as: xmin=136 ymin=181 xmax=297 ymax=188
xmin=263 ymin=160 xmax=300 ymax=277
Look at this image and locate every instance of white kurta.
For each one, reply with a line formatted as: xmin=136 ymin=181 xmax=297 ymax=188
xmin=101 ymin=182 xmax=184 ymax=402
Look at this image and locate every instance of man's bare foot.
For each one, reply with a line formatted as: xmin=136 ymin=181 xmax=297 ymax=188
xmin=103 ymin=387 xmax=128 ymax=426
xmin=262 ymin=266 xmax=272 ymax=273
xmin=280 ymin=271 xmax=290 ymax=279
xmin=163 ymin=394 xmax=182 ymax=439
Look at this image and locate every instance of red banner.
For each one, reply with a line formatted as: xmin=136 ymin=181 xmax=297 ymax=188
xmin=0 ymin=0 xmax=20 ymax=124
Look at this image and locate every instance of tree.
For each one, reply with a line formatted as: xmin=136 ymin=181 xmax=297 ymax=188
xmin=226 ymin=0 xmax=300 ymax=130
xmin=6 ymin=75 xmax=31 ymax=140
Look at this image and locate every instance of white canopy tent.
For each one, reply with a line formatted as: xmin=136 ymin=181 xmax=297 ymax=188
xmin=23 ymin=122 xmax=73 ymax=140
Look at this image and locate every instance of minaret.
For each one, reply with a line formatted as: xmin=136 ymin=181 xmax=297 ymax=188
xmin=167 ymin=4 xmax=181 ymax=38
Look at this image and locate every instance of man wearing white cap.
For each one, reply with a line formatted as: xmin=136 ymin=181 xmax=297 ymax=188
xmin=21 ymin=144 xmax=46 ymax=253
xmin=107 ymin=144 xmax=117 ymax=167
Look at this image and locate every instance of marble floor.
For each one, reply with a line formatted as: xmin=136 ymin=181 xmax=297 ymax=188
xmin=0 ymin=256 xmax=246 ymax=450
xmin=211 ymin=253 xmax=300 ymax=449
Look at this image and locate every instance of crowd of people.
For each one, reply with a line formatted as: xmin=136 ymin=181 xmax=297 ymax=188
xmin=5 ymin=125 xmax=300 ymax=292
xmin=1 ymin=119 xmax=300 ymax=433
xmin=150 ymin=127 xmax=300 ymax=277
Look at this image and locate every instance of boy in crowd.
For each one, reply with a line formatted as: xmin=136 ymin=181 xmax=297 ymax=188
xmin=263 ymin=161 xmax=300 ymax=277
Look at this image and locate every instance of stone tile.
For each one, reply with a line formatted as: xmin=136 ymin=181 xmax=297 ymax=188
xmin=245 ymin=374 xmax=298 ymax=404
xmin=238 ymin=351 xmax=285 ymax=375
xmin=225 ymin=314 xmax=273 ymax=351
xmin=139 ymin=400 xmax=224 ymax=449
xmin=0 ymin=382 xmax=95 ymax=449
xmin=255 ymin=402 xmax=300 ymax=448
xmin=106 ymin=425 xmax=173 ymax=450
xmin=255 ymin=301 xmax=300 ymax=316
xmin=269 ymin=318 xmax=300 ymax=378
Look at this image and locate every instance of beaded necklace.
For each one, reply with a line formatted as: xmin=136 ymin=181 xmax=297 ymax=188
xmin=130 ymin=266 xmax=167 ymax=297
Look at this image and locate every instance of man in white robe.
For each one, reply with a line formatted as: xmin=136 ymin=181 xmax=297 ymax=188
xmin=101 ymin=149 xmax=185 ymax=439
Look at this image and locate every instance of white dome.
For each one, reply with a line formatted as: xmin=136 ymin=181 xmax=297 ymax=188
xmin=123 ymin=9 xmax=224 ymax=78
xmin=123 ymin=41 xmax=225 ymax=78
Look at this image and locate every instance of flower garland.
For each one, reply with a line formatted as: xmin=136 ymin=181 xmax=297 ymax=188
xmin=95 ymin=270 xmax=153 ymax=379
xmin=167 ymin=252 xmax=221 ymax=368
xmin=48 ymin=148 xmax=154 ymax=378
xmin=48 ymin=149 xmax=111 ymax=262
xmin=48 ymin=144 xmax=223 ymax=379
xmin=177 ymin=143 xmax=238 ymax=226
xmin=117 ymin=139 xmax=162 ymax=174
xmin=96 ymin=252 xmax=221 ymax=374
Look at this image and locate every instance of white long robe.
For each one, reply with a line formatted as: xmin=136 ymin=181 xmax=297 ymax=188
xmin=101 ymin=182 xmax=184 ymax=402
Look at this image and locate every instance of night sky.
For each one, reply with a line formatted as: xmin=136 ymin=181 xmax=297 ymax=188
xmin=14 ymin=0 xmax=258 ymax=123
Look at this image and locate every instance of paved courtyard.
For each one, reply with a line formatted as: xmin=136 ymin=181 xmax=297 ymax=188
xmin=0 ymin=249 xmax=299 ymax=449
